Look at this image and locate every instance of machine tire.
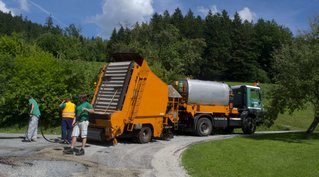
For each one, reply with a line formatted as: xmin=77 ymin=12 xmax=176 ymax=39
xmin=242 ymin=117 xmax=256 ymax=134
xmin=196 ymin=117 xmax=212 ymax=136
xmin=137 ymin=126 xmax=152 ymax=143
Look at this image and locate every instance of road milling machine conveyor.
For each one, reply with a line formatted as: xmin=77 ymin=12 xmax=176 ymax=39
xmin=88 ymin=53 xmax=181 ymax=144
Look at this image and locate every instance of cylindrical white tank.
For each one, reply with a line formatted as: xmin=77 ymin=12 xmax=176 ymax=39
xmin=185 ymin=79 xmax=230 ymax=106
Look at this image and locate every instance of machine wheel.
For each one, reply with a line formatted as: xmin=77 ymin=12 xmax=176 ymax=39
xmin=196 ymin=117 xmax=212 ymax=136
xmin=137 ymin=126 xmax=152 ymax=143
xmin=222 ymin=127 xmax=234 ymax=134
xmin=242 ymin=117 xmax=256 ymax=134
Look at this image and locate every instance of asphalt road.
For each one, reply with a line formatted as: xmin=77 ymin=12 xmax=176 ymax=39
xmin=0 ymin=131 xmax=299 ymax=177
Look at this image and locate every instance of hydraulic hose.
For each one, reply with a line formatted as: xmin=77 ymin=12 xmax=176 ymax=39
xmin=39 ymin=118 xmax=59 ymax=143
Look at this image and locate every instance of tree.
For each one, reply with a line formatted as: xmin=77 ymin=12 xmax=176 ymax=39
xmin=201 ymin=10 xmax=231 ymax=80
xmin=171 ymin=8 xmax=184 ymax=32
xmin=45 ymin=16 xmax=54 ymax=30
xmin=0 ymin=36 xmax=104 ymax=127
xmin=227 ymin=13 xmax=261 ymax=81
xmin=81 ymin=37 xmax=107 ymax=61
xmin=254 ymin=19 xmax=292 ymax=81
xmin=150 ymin=12 xmax=164 ymax=33
xmin=36 ymin=32 xmax=83 ymax=60
xmin=266 ymin=16 xmax=319 ymax=136
xmin=178 ymin=38 xmax=206 ymax=78
xmin=0 ymin=34 xmax=28 ymax=56
xmin=105 ymin=8 xmax=293 ymax=83
xmin=183 ymin=9 xmax=203 ymax=38
xmin=36 ymin=32 xmax=64 ymax=58
xmin=65 ymin=24 xmax=81 ymax=37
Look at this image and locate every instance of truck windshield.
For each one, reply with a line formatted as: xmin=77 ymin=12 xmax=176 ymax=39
xmin=248 ymin=88 xmax=261 ymax=109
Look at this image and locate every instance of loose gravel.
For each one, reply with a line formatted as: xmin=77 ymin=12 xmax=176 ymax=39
xmin=0 ymin=131 xmax=298 ymax=177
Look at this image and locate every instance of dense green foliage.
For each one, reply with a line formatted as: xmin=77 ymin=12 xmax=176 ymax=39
xmin=0 ymin=11 xmax=108 ymax=62
xmin=0 ymin=9 xmax=292 ymax=83
xmin=0 ymin=35 xmax=103 ymax=127
xmin=265 ymin=16 xmax=319 ymax=131
xmin=0 ymin=12 xmax=47 ymax=40
xmin=182 ymin=132 xmax=319 ymax=177
xmin=0 ymin=11 xmax=107 ymax=127
xmin=108 ymin=9 xmax=292 ymax=82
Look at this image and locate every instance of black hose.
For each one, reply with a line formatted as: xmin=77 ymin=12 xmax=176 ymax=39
xmin=39 ymin=118 xmax=59 ymax=143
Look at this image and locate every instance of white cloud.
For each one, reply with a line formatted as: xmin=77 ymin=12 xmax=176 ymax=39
xmin=0 ymin=0 xmax=30 ymax=15
xmin=0 ymin=0 xmax=14 ymax=14
xmin=238 ymin=7 xmax=256 ymax=22
xmin=19 ymin=0 xmax=29 ymax=12
xmin=197 ymin=5 xmax=218 ymax=16
xmin=89 ymin=0 xmax=154 ymax=38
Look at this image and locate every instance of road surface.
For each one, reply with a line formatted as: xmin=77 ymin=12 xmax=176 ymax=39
xmin=0 ymin=131 xmax=297 ymax=177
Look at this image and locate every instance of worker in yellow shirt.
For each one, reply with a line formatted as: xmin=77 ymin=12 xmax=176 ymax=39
xmin=59 ymin=98 xmax=76 ymax=144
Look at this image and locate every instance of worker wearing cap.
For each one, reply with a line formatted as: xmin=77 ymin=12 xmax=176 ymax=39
xmin=59 ymin=98 xmax=76 ymax=144
xmin=23 ymin=96 xmax=41 ymax=142
xmin=64 ymin=94 xmax=94 ymax=156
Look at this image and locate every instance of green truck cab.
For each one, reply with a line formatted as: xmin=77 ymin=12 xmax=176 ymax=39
xmin=231 ymin=85 xmax=263 ymax=133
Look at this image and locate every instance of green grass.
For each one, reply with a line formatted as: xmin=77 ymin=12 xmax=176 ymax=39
xmin=182 ymin=132 xmax=319 ymax=177
xmin=0 ymin=124 xmax=60 ymax=135
xmin=258 ymin=106 xmax=314 ymax=131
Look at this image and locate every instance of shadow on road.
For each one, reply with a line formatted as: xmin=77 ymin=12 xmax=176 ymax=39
xmin=0 ymin=136 xmax=25 ymax=139
xmin=243 ymin=132 xmax=319 ymax=144
xmin=86 ymin=135 xmax=163 ymax=147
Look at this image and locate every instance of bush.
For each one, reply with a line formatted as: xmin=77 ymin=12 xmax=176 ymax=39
xmin=0 ymin=36 xmax=103 ymax=128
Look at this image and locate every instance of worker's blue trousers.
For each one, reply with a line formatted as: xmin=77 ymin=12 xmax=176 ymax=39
xmin=61 ymin=118 xmax=73 ymax=143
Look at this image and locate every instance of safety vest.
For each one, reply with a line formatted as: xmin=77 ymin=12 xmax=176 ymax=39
xmin=62 ymin=101 xmax=75 ymax=118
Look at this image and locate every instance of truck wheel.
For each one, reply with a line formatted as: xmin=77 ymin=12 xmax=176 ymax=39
xmin=137 ymin=126 xmax=152 ymax=143
xmin=242 ymin=117 xmax=256 ymax=134
xmin=196 ymin=117 xmax=212 ymax=136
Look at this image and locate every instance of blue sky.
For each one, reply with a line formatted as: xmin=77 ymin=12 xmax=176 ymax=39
xmin=0 ymin=0 xmax=318 ymax=39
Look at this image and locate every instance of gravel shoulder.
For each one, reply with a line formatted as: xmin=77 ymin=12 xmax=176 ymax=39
xmin=0 ymin=131 xmax=299 ymax=177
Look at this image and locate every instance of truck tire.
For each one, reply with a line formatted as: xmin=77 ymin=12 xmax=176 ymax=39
xmin=196 ymin=117 xmax=212 ymax=136
xmin=242 ymin=117 xmax=256 ymax=134
xmin=137 ymin=126 xmax=152 ymax=143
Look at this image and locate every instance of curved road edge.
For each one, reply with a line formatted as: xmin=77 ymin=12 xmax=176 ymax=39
xmin=149 ymin=130 xmax=304 ymax=177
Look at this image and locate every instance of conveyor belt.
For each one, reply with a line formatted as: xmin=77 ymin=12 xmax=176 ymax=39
xmin=93 ymin=61 xmax=134 ymax=113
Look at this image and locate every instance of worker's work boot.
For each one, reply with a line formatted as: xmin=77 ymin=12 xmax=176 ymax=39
xmin=75 ymin=148 xmax=85 ymax=156
xmin=63 ymin=148 xmax=74 ymax=155
xmin=63 ymin=140 xmax=69 ymax=144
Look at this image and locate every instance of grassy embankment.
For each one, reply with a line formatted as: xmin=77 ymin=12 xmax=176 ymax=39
xmin=0 ymin=124 xmax=60 ymax=135
xmin=182 ymin=82 xmax=317 ymax=177
xmin=182 ymin=132 xmax=319 ymax=177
